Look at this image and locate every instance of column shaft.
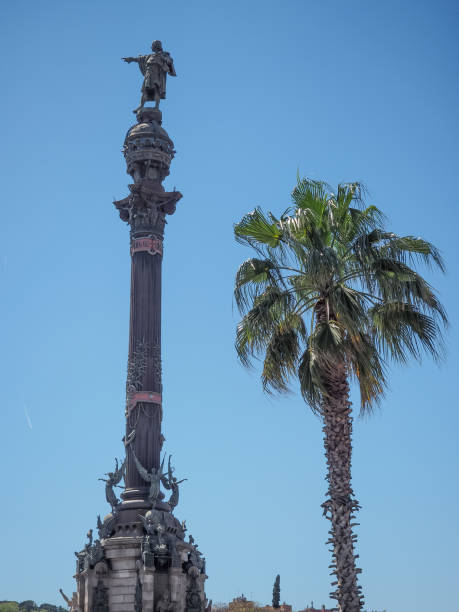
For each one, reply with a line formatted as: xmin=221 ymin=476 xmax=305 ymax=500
xmin=125 ymin=249 xmax=163 ymax=492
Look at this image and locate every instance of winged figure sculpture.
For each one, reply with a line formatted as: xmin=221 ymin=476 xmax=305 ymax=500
xmin=99 ymin=457 xmax=126 ymax=512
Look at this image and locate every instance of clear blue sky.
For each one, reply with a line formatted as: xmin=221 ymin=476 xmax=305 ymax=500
xmin=1 ymin=1 xmax=458 ymax=610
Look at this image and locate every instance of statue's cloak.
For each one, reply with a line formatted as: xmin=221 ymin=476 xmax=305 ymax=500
xmin=138 ymin=52 xmax=176 ymax=100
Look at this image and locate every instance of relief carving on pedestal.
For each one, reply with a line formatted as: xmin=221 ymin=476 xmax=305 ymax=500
xmin=135 ymin=572 xmax=143 ymax=612
xmin=92 ymin=578 xmax=109 ymax=612
xmin=185 ymin=568 xmax=203 ymax=612
xmin=156 ymin=592 xmax=174 ymax=612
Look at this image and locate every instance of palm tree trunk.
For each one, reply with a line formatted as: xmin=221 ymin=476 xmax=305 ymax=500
xmin=321 ymin=364 xmax=364 ymax=611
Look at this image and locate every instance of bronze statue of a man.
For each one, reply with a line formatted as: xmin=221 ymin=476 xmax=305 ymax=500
xmin=123 ymin=41 xmax=176 ymax=112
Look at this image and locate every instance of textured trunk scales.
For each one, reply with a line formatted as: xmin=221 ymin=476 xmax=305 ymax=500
xmin=321 ymin=366 xmax=363 ymax=611
xmin=316 ymin=299 xmax=364 ymax=612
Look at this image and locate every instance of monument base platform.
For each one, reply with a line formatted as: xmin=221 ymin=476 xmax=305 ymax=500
xmin=72 ymin=508 xmax=208 ymax=612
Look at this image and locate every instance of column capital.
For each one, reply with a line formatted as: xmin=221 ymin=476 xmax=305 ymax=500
xmin=114 ymin=182 xmax=182 ymax=236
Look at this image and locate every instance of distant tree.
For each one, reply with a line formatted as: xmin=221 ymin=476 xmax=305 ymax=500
xmin=272 ymin=575 xmax=280 ymax=609
xmin=0 ymin=603 xmax=19 ymax=612
xmin=19 ymin=602 xmax=36 ymax=612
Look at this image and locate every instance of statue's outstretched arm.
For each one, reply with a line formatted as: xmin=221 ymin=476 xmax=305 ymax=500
xmin=131 ymin=447 xmax=151 ymax=482
xmin=122 ymin=56 xmax=140 ymax=64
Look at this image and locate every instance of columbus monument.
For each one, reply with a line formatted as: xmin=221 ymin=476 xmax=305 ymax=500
xmin=66 ymin=41 xmax=209 ymax=612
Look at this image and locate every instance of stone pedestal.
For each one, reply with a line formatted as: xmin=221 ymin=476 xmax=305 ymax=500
xmin=74 ymin=516 xmax=208 ymax=612
xmin=105 ymin=538 xmax=139 ymax=611
xmin=139 ymin=566 xmax=155 ymax=612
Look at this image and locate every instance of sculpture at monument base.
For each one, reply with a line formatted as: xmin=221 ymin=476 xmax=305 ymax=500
xmin=98 ymin=458 xmax=126 ymax=513
xmin=92 ymin=579 xmax=109 ymax=612
xmin=73 ymin=521 xmax=208 ymax=612
xmin=156 ymin=591 xmax=174 ymax=612
xmin=59 ymin=589 xmax=78 ymax=611
xmin=73 ymin=428 xmax=207 ymax=611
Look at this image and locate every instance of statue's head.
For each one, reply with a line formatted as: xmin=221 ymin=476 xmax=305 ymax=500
xmin=152 ymin=40 xmax=163 ymax=52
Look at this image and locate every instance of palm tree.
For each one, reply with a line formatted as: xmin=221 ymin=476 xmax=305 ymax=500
xmin=234 ymin=178 xmax=447 ymax=612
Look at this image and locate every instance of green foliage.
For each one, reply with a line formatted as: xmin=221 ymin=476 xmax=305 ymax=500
xmin=0 ymin=603 xmax=65 ymax=612
xmin=18 ymin=602 xmax=36 ymax=612
xmin=272 ymin=574 xmax=280 ymax=608
xmin=234 ymin=177 xmax=447 ymax=414
xmin=0 ymin=603 xmax=20 ymax=612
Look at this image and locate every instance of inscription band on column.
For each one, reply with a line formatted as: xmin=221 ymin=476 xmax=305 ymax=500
xmin=131 ymin=236 xmax=163 ymax=256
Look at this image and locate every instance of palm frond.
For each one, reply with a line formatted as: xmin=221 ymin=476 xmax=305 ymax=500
xmin=343 ymin=206 xmax=385 ymax=244
xmin=345 ymin=332 xmax=387 ymax=413
xmin=235 ymin=286 xmax=295 ymax=367
xmin=380 ymin=235 xmax=445 ymax=272
xmin=298 ymin=347 xmax=325 ymax=413
xmin=351 ymin=230 xmax=395 ymax=266
xmin=291 ymin=245 xmax=341 ymax=292
xmin=262 ymin=314 xmax=306 ymax=393
xmin=311 ymin=320 xmax=346 ymax=360
xmin=370 ymin=302 xmax=445 ymax=364
xmin=234 ymin=258 xmax=279 ymax=311
xmin=329 ymin=284 xmax=369 ymax=335
xmin=234 ymin=207 xmax=282 ymax=249
xmin=334 ymin=182 xmax=365 ymax=228
xmin=291 ymin=177 xmax=331 ymax=215
xmin=365 ymin=259 xmax=448 ymax=324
